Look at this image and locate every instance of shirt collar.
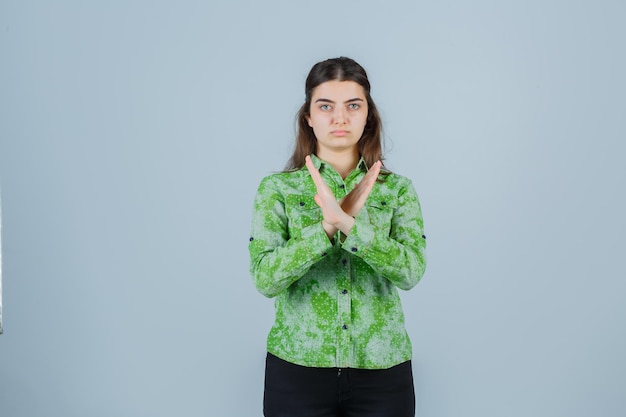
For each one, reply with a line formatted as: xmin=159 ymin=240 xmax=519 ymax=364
xmin=308 ymin=154 xmax=369 ymax=172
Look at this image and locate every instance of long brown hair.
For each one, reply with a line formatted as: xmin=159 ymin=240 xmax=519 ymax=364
xmin=284 ymin=57 xmax=387 ymax=172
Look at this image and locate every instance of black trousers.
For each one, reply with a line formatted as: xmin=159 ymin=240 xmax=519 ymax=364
xmin=263 ymin=353 xmax=415 ymax=417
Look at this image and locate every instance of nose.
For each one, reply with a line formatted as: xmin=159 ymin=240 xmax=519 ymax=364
xmin=333 ymin=106 xmax=346 ymax=125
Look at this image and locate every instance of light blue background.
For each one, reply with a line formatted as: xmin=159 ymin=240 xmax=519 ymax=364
xmin=1 ymin=1 xmax=625 ymax=416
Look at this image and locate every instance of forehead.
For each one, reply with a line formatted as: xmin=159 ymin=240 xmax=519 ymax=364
xmin=311 ymin=80 xmax=366 ymax=101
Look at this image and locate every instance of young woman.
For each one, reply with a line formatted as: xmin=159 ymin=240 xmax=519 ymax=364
xmin=249 ymin=57 xmax=427 ymax=417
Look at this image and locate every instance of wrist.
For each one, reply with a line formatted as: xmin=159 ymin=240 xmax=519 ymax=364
xmin=335 ymin=212 xmax=355 ymax=236
xmin=321 ymin=220 xmax=338 ymax=240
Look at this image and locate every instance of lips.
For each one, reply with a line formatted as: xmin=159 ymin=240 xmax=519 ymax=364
xmin=331 ymin=130 xmax=348 ymax=137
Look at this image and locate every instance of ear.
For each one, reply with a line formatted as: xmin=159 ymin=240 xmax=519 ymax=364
xmin=305 ymin=114 xmax=312 ymax=128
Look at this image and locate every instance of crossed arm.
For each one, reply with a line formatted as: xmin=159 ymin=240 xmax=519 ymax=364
xmin=250 ymin=156 xmax=425 ymax=296
xmin=304 ymin=155 xmax=382 ymax=240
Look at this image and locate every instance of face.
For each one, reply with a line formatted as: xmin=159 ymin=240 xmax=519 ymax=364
xmin=306 ymin=80 xmax=368 ymax=157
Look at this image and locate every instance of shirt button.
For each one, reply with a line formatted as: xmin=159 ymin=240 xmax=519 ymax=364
xmin=342 ymin=324 xmax=348 ymax=330
xmin=381 ymin=201 xmax=386 ymax=206
xmin=321 ymin=252 xmax=327 ymax=257
xmin=249 ymin=237 xmax=254 ymax=242
xmin=342 ymin=289 xmax=348 ymax=294
xmin=299 ymin=201 xmax=305 ymax=207
xmin=422 ymin=235 xmax=426 ymax=239
xmin=351 ymin=247 xmax=357 ymax=252
xmin=339 ymin=184 xmax=345 ymax=189
xmin=341 ymin=258 xmax=347 ymax=266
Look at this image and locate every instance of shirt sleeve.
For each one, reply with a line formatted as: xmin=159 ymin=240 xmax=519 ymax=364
xmin=341 ymin=178 xmax=427 ymax=290
xmin=248 ymin=175 xmax=334 ymax=298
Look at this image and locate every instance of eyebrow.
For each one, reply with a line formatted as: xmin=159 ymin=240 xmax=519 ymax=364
xmin=314 ymin=98 xmax=365 ymax=104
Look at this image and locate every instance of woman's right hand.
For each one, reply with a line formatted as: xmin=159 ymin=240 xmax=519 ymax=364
xmin=305 ymin=156 xmax=382 ymax=239
xmin=340 ymin=160 xmax=382 ymax=217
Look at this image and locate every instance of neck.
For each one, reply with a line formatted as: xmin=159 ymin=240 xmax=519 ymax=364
xmin=317 ymin=148 xmax=360 ymax=179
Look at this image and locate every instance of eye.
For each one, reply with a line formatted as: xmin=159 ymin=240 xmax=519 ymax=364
xmin=320 ymin=104 xmax=332 ymax=111
xmin=348 ymin=103 xmax=360 ymax=110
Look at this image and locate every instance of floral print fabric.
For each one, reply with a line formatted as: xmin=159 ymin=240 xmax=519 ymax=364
xmin=249 ymin=155 xmax=426 ymax=369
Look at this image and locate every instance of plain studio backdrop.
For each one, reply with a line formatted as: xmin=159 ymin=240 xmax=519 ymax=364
xmin=1 ymin=1 xmax=625 ymax=416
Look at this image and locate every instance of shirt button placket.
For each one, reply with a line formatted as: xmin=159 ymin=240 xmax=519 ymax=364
xmin=338 ymin=255 xmax=352 ymax=367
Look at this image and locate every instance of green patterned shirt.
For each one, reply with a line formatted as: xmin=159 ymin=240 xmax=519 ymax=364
xmin=249 ymin=154 xmax=427 ymax=369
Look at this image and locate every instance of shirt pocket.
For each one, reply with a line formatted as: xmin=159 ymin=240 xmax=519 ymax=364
xmin=365 ymin=196 xmax=397 ymax=235
xmin=285 ymin=194 xmax=322 ymax=238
